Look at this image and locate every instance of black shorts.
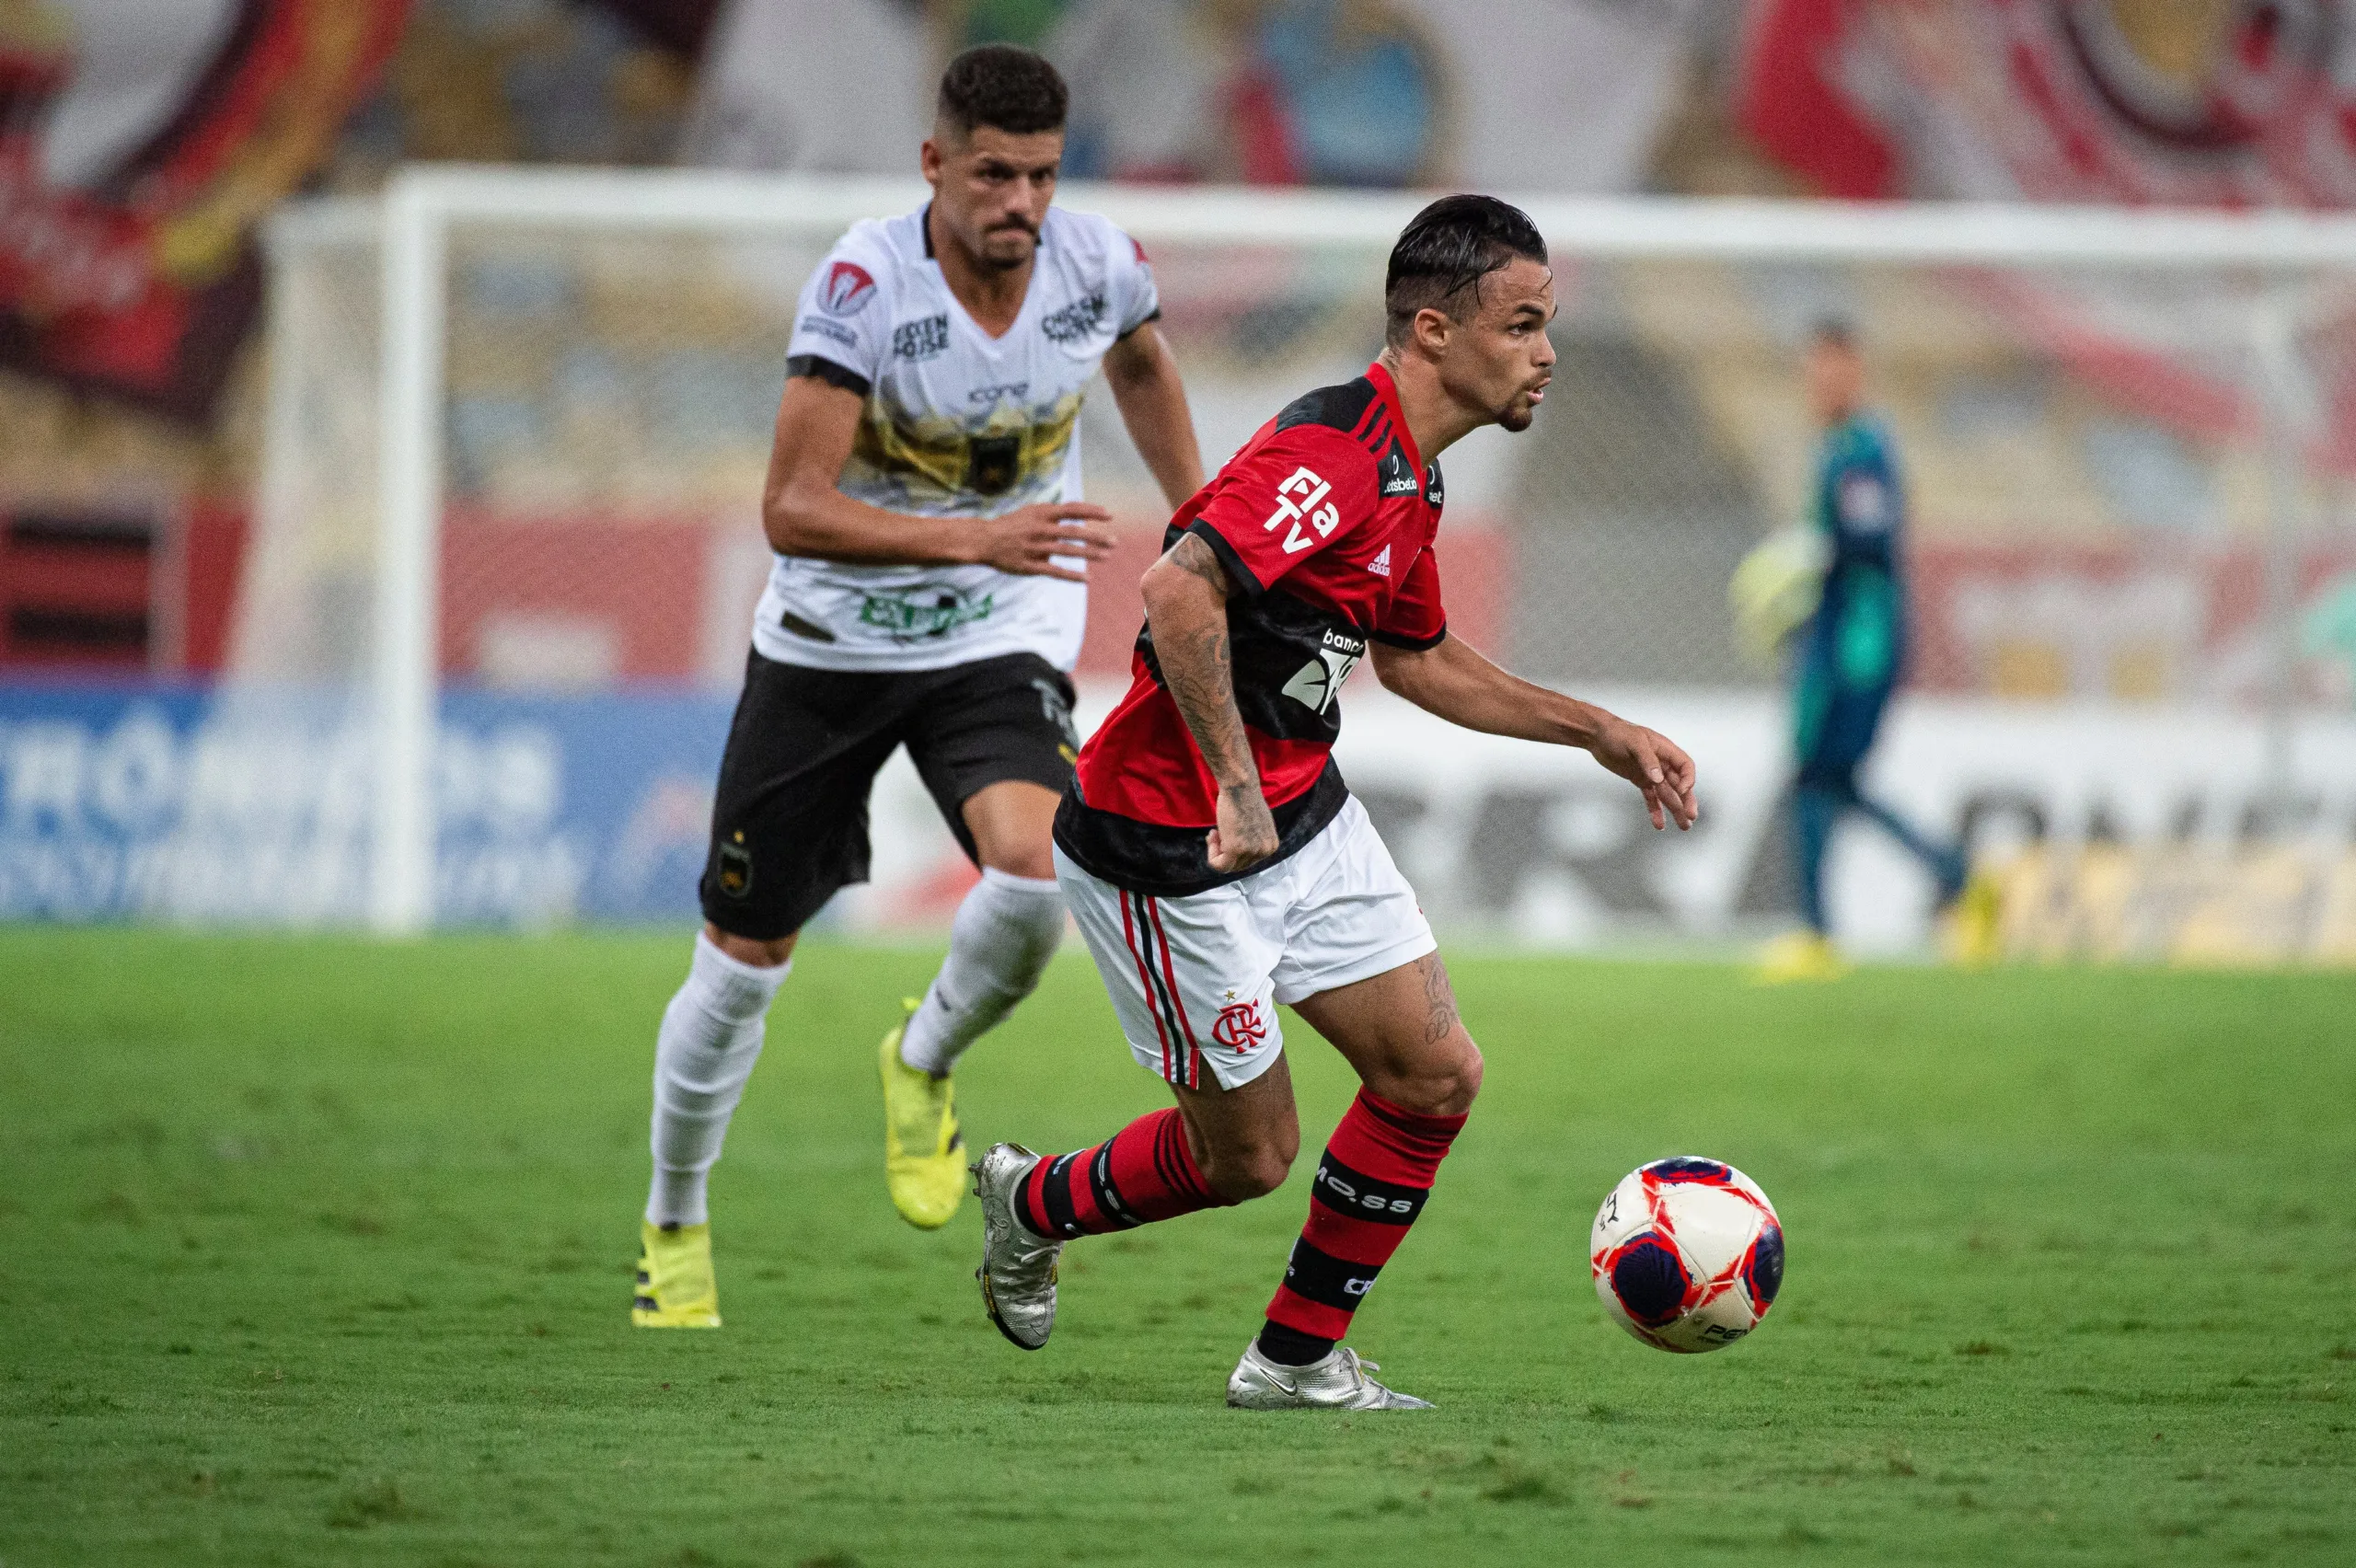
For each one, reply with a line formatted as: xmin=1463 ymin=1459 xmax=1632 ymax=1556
xmin=699 ymin=649 xmax=1081 ymax=940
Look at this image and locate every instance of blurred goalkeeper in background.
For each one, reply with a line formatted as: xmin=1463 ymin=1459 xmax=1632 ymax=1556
xmin=1738 ymin=321 xmax=1995 ymax=983
xmin=632 ymin=45 xmax=1205 ymax=1327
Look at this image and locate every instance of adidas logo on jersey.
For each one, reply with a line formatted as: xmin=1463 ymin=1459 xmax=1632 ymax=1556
xmin=1369 ymin=544 xmax=1392 ymax=578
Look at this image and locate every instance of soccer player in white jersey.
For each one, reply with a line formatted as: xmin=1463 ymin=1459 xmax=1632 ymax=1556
xmin=633 ymin=46 xmax=1205 ymax=1327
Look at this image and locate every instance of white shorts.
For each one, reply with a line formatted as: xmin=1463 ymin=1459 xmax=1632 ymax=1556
xmin=1054 ymin=796 xmax=1438 ymax=1091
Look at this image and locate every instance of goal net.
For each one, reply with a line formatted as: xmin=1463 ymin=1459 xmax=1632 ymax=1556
xmin=230 ymin=171 xmax=2356 ymax=956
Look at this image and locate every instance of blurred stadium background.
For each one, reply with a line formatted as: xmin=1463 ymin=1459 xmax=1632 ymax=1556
xmin=6 ymin=0 xmax=2356 ymax=963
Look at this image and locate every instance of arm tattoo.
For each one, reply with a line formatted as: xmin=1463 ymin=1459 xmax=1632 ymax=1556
xmin=1167 ymin=531 xmax=1230 ymax=591
xmin=1156 ymin=536 xmax=1258 ymax=790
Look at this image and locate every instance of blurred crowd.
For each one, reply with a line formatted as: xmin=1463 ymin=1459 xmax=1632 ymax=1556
xmin=9 ymin=1 xmax=2356 ymax=703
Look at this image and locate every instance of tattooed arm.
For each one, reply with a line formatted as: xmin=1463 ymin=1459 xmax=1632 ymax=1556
xmin=1138 ymin=532 xmax=1281 ymax=873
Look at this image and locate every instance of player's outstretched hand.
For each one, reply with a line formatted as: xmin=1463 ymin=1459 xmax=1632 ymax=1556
xmin=1207 ymin=781 xmax=1280 ymax=873
xmin=970 ymin=502 xmax=1119 ymax=582
xmin=1589 ymin=719 xmax=1699 ymax=831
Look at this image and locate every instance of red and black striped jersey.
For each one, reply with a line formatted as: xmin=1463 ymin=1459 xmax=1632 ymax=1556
xmin=1056 ymin=362 xmax=1447 ymax=895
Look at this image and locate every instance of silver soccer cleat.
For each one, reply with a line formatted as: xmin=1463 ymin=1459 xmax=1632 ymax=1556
xmin=972 ymin=1142 xmax=1063 ymax=1351
xmin=1225 ymin=1341 xmax=1435 ymax=1411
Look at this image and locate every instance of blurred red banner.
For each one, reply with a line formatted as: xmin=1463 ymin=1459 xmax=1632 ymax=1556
xmin=1739 ymin=0 xmax=2356 ymax=206
xmin=0 ymin=0 xmax=407 ymax=420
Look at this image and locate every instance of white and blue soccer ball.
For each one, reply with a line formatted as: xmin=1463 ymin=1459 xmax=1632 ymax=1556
xmin=1590 ymin=1157 xmax=1783 ymax=1354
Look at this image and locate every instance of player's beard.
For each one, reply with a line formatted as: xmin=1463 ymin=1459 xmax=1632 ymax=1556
xmin=1496 ymin=374 xmax=1551 ymax=432
xmin=979 ymin=223 xmax=1037 ymax=271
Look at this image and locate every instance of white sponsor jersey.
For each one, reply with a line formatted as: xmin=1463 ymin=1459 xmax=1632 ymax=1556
xmin=753 ymin=203 xmax=1161 ymax=673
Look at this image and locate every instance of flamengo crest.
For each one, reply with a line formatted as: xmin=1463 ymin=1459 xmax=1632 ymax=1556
xmin=1212 ymin=997 xmax=1268 ymax=1051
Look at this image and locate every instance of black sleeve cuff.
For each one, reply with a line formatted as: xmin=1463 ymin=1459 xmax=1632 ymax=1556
xmin=1369 ymin=623 xmax=1448 ymax=651
xmin=786 ymin=354 xmax=872 ymax=398
xmin=1183 ymin=518 xmax=1265 ymax=597
xmin=1115 ymin=306 xmax=1164 ymax=341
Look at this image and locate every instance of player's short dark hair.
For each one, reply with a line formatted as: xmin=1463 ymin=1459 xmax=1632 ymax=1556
xmin=1385 ymin=194 xmax=1549 ymax=346
xmin=1811 ymin=317 xmax=1857 ymax=350
xmin=937 ymin=45 xmax=1068 ymax=141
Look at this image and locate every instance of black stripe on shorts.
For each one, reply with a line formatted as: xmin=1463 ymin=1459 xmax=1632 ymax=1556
xmin=1127 ymin=891 xmax=1194 ymax=1087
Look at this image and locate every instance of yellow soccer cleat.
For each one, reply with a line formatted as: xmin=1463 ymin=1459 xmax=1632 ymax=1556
xmin=1943 ymin=870 xmax=2004 ymax=970
xmin=881 ymin=997 xmax=965 ymax=1230
xmin=1753 ymin=930 xmax=1852 ymax=985
xmin=632 ymin=1219 xmax=721 ymax=1328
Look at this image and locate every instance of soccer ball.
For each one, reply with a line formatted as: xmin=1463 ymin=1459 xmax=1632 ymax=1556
xmin=1590 ymin=1157 xmax=1783 ymax=1354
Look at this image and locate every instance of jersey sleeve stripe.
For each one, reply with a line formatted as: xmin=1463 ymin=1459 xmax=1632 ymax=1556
xmin=1369 ymin=623 xmax=1447 ymax=651
xmin=784 ymin=353 xmax=872 ymax=398
xmin=1115 ymin=306 xmax=1162 ymax=340
xmin=1182 ymin=518 xmax=1268 ymax=597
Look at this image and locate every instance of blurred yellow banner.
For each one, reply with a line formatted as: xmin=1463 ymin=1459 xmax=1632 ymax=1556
xmin=1997 ymin=846 xmax=2356 ymax=968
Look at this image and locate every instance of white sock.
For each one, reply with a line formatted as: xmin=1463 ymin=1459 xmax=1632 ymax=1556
xmin=646 ymin=935 xmax=790 ymax=1228
xmin=898 ymin=868 xmax=1065 ymax=1077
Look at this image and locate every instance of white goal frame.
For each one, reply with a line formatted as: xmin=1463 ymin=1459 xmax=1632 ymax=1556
xmin=265 ymin=167 xmax=2356 ymax=934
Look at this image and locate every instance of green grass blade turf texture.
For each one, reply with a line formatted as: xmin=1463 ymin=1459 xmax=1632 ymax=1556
xmin=3 ymin=930 xmax=2351 ymax=1566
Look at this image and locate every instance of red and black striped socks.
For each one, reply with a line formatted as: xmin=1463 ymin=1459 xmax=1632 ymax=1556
xmin=1016 ymin=1107 xmax=1228 ymax=1239
xmin=1260 ymin=1089 xmax=1466 ymax=1365
xmin=1012 ymin=1092 xmax=1465 ymax=1366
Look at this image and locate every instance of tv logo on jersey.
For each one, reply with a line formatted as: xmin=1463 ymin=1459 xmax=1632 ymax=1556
xmin=817 ymin=260 xmax=877 ymax=317
xmin=1211 ymin=997 xmax=1268 ymax=1052
xmin=1265 ymin=466 xmax=1342 ymax=555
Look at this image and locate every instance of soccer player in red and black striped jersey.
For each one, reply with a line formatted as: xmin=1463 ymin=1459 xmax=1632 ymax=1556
xmin=971 ymin=195 xmax=1699 ymax=1408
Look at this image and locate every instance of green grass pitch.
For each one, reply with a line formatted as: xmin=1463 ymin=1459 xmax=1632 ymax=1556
xmin=3 ymin=928 xmax=2352 ymax=1565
